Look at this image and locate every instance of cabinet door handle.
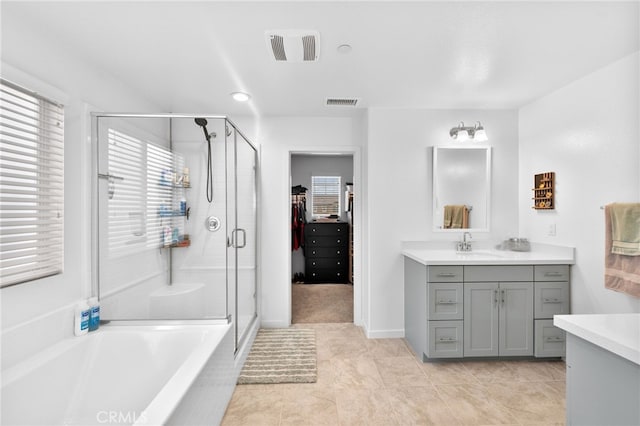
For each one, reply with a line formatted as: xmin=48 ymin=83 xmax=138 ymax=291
xmin=436 ymin=300 xmax=456 ymax=305
xmin=544 ymin=272 xmax=563 ymax=277
xmin=494 ymin=289 xmax=498 ymax=307
xmin=543 ymin=298 xmax=563 ymax=303
xmin=501 ymin=289 xmax=505 ymax=307
xmin=437 ymin=273 xmax=456 ymax=277
xmin=438 ymin=337 xmax=457 ymax=342
xmin=544 ymin=336 xmax=565 ymax=343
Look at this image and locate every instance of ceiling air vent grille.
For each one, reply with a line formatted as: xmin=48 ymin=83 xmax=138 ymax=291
xmin=266 ymin=30 xmax=319 ymax=62
xmin=326 ymin=98 xmax=359 ymax=107
xmin=302 ymin=35 xmax=316 ymax=61
xmin=270 ymin=35 xmax=287 ymax=61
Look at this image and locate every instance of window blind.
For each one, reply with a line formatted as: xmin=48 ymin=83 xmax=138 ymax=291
xmin=106 ymin=129 xmax=182 ymax=255
xmin=311 ymin=175 xmax=341 ymax=216
xmin=0 ymin=79 xmax=64 ymax=287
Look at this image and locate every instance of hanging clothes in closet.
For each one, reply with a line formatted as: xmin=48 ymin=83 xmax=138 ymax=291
xmin=291 ymin=186 xmax=307 ymax=251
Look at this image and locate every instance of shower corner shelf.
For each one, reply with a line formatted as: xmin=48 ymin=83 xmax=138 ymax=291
xmin=158 ymin=183 xmax=191 ymax=189
xmin=532 ymin=172 xmax=555 ymax=210
xmin=163 ymin=240 xmax=191 ymax=249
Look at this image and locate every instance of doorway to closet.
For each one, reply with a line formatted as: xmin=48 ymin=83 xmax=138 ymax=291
xmin=290 ymin=153 xmax=355 ymax=324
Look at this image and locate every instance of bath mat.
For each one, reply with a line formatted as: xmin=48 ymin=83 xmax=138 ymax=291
xmin=238 ymin=328 xmax=317 ymax=384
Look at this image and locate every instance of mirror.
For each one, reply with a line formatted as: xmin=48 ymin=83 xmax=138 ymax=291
xmin=433 ymin=146 xmax=491 ymax=232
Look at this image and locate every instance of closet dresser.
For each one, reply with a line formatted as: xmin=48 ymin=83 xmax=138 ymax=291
xmin=305 ymin=222 xmax=349 ymax=283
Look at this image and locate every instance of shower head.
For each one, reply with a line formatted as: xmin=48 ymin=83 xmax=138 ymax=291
xmin=194 ymin=117 xmax=208 ymax=127
xmin=194 ymin=117 xmax=211 ymax=142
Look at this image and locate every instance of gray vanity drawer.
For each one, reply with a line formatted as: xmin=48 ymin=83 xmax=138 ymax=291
xmin=534 ymin=282 xmax=569 ymax=319
xmin=534 ymin=319 xmax=565 ymax=357
xmin=464 ymin=265 xmax=533 ymax=282
xmin=427 ymin=283 xmax=463 ymax=320
xmin=428 ymin=266 xmax=463 ymax=282
xmin=534 ymin=265 xmax=570 ymax=282
xmin=426 ymin=320 xmax=463 ymax=358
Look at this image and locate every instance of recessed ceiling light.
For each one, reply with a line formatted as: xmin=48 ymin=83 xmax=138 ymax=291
xmin=337 ymin=44 xmax=352 ymax=54
xmin=231 ymin=92 xmax=250 ymax=102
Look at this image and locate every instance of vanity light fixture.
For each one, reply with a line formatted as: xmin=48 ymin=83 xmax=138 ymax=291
xmin=449 ymin=121 xmax=488 ymax=141
xmin=231 ymin=92 xmax=251 ymax=102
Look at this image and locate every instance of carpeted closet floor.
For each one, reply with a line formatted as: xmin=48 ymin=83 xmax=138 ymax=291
xmin=291 ymin=283 xmax=353 ymax=323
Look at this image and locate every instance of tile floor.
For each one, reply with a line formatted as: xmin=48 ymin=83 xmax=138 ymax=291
xmin=222 ymin=323 xmax=566 ymax=426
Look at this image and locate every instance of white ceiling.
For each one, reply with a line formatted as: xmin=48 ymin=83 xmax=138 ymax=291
xmin=2 ymin=1 xmax=639 ymax=117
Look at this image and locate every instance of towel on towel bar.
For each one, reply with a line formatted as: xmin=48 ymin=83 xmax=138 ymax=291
xmin=443 ymin=205 xmax=469 ymax=229
xmin=609 ymin=203 xmax=640 ymax=256
xmin=605 ymin=203 xmax=640 ymax=298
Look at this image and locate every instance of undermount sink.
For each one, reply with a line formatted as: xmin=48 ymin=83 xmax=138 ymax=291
xmin=455 ymin=250 xmax=505 ymax=258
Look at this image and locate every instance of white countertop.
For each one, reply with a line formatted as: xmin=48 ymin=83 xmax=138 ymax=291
xmin=401 ymin=242 xmax=575 ymax=266
xmin=554 ymin=314 xmax=640 ymax=365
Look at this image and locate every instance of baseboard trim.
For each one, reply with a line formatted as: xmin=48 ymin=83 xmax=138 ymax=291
xmin=260 ymin=320 xmax=290 ymax=329
xmin=365 ymin=328 xmax=405 ymax=339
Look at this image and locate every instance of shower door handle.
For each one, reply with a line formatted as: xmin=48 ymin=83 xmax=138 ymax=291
xmin=231 ymin=228 xmax=247 ymax=248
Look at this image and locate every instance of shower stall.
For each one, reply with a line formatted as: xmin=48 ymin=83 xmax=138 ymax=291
xmin=92 ymin=114 xmax=258 ymax=352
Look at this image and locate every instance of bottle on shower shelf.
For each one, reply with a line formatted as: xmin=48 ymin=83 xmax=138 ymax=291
xmin=182 ymin=168 xmax=190 ymax=187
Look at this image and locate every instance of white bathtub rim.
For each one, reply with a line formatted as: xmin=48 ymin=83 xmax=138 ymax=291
xmin=1 ymin=333 xmax=85 ymax=387
xmin=133 ymin=323 xmax=232 ymax=426
xmin=2 ymin=323 xmax=233 ymax=426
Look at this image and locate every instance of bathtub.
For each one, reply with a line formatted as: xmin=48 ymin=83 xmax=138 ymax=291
xmin=1 ymin=322 xmax=236 ymax=425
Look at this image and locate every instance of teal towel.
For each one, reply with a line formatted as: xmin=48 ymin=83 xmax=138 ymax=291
xmin=609 ymin=203 xmax=640 ymax=256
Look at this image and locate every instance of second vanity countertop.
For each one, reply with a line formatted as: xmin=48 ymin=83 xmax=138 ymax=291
xmin=402 ymin=241 xmax=576 ymax=266
xmin=554 ymin=314 xmax=640 ymax=365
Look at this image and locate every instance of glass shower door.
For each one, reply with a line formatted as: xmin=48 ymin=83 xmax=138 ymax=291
xmin=227 ymin=124 xmax=257 ymax=351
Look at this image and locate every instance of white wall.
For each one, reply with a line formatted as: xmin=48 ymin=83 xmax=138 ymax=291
xmin=0 ymin=19 xmax=164 ymax=366
xmin=366 ymin=108 xmax=519 ymax=336
xmin=519 ymin=52 xmax=640 ymax=314
xmin=257 ymin=116 xmax=364 ymax=328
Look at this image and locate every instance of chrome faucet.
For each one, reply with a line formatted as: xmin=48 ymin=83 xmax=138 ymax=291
xmin=457 ymin=232 xmax=472 ymax=252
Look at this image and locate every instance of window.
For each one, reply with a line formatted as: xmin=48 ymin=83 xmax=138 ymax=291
xmin=106 ymin=128 xmax=183 ymax=255
xmin=311 ymin=175 xmax=341 ymax=216
xmin=0 ymin=79 xmax=64 ymax=287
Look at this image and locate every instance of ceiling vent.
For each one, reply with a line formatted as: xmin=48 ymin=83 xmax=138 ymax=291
xmin=326 ymin=98 xmax=359 ymax=107
xmin=265 ymin=30 xmax=319 ymax=62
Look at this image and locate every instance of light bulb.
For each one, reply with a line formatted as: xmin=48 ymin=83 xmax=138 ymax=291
xmin=456 ymin=129 xmax=470 ymax=141
xmin=474 ymin=128 xmax=488 ymax=141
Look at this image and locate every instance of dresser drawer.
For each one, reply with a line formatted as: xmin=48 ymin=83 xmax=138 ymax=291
xmin=534 ymin=265 xmax=570 ymax=282
xmin=427 ymin=283 xmax=463 ymax=320
xmin=305 ymin=235 xmax=348 ymax=248
xmin=306 ymin=247 xmax=347 ymax=258
xmin=306 ymin=223 xmax=349 ymax=236
xmin=464 ymin=265 xmax=533 ymax=282
xmin=534 ymin=282 xmax=569 ymax=319
xmin=306 ymin=257 xmax=347 ymax=269
xmin=426 ymin=320 xmax=463 ymax=358
xmin=428 ymin=266 xmax=463 ymax=282
xmin=306 ymin=267 xmax=349 ymax=283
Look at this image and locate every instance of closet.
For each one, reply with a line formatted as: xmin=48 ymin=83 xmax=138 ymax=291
xmin=290 ymin=154 xmax=354 ymax=285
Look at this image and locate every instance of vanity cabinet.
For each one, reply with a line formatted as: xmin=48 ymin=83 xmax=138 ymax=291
xmin=533 ymin=265 xmax=569 ymax=357
xmin=404 ymin=260 xmax=570 ymax=361
xmin=464 ymin=282 xmax=534 ymax=357
xmin=404 ymin=261 xmax=464 ymax=359
xmin=464 ymin=266 xmax=534 ymax=357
